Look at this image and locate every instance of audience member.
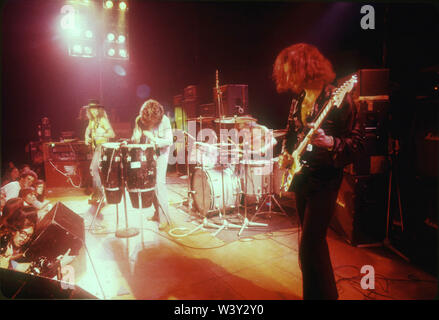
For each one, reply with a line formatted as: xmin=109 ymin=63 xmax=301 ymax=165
xmin=1 ymin=170 xmax=38 ymax=202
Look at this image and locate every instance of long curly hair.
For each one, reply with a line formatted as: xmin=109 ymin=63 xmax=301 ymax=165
xmin=137 ymin=99 xmax=164 ymax=130
xmin=273 ymin=43 xmax=335 ymax=94
xmin=0 ymin=206 xmax=38 ymax=254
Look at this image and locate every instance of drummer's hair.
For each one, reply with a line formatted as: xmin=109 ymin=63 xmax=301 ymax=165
xmin=138 ymin=99 xmax=164 ymax=127
xmin=273 ymin=43 xmax=335 ymax=94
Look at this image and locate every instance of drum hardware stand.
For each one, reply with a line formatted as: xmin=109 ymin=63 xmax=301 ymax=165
xmin=238 ymin=160 xmax=268 ymax=237
xmin=253 ymin=159 xmax=287 ymax=220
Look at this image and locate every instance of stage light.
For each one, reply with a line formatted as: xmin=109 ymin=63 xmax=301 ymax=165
xmin=84 ymin=30 xmax=93 ymax=38
xmin=104 ymin=0 xmax=114 ymax=9
xmin=73 ymin=44 xmax=82 ymax=54
xmin=84 ymin=46 xmax=93 ymax=55
xmin=119 ymin=1 xmax=127 ymax=11
xmin=119 ymin=48 xmax=127 ymax=58
xmin=108 ymin=48 xmax=116 ymax=56
xmin=117 ymin=35 xmax=126 ymax=43
xmin=107 ymin=33 xmax=115 ymax=42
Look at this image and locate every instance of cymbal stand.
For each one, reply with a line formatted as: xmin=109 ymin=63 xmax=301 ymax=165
xmin=213 ymin=73 xmax=243 ymax=236
xmin=253 ymin=159 xmax=287 ymax=220
xmin=238 ymin=159 xmax=268 ymax=237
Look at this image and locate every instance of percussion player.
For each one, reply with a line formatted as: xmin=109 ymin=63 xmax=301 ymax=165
xmin=84 ymin=100 xmax=115 ymax=205
xmin=131 ymin=99 xmax=173 ymax=230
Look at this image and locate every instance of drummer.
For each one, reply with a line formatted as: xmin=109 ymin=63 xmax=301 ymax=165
xmin=233 ymin=117 xmax=277 ymax=161
xmin=131 ymin=99 xmax=173 ymax=230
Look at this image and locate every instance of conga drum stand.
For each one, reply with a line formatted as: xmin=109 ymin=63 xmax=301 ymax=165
xmin=115 ymin=153 xmax=139 ymax=239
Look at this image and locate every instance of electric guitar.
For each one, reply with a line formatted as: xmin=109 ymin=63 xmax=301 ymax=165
xmin=279 ymin=75 xmax=358 ymax=195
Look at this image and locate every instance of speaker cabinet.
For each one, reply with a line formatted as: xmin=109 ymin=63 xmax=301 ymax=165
xmin=331 ymin=174 xmax=388 ymax=246
xmin=25 ymin=202 xmax=85 ymax=261
xmin=182 ymin=98 xmax=198 ymax=118
xmin=44 ymin=160 xmax=91 ymax=188
xmin=213 ymin=84 xmax=249 ymax=116
xmin=198 ymin=103 xmax=216 ymax=117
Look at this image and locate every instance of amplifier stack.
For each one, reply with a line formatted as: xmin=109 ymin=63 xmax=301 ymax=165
xmin=43 ymin=141 xmax=92 ymax=188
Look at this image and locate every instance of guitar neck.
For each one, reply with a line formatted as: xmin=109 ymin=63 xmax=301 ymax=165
xmin=295 ymin=98 xmax=335 ymax=155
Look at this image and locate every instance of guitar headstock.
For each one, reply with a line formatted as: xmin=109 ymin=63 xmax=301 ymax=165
xmin=333 ymin=75 xmax=358 ymax=108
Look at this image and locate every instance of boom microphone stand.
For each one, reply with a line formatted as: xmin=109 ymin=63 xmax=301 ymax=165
xmin=237 ymin=129 xmax=268 ymax=237
xmin=213 ymin=70 xmax=242 ymax=236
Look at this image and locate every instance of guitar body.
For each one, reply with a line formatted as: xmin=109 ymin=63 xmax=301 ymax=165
xmin=280 ymin=150 xmax=302 ymax=194
xmin=278 ymin=75 xmax=358 ymax=196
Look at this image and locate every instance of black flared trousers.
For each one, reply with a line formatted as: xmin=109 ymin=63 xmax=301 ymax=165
xmin=294 ymin=183 xmax=340 ymax=300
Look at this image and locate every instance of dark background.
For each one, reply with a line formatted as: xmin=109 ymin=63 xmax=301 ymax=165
xmin=2 ymin=0 xmax=438 ymax=167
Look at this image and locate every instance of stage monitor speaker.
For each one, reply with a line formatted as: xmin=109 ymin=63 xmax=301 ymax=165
xmin=213 ymin=84 xmax=249 ymax=116
xmin=25 ymin=202 xmax=85 ymax=261
xmin=0 ymin=268 xmax=97 ymax=299
xmin=331 ymin=173 xmax=388 ymax=246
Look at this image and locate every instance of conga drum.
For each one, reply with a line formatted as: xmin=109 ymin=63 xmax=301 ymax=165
xmin=121 ymin=144 xmax=157 ymax=209
xmin=99 ymin=143 xmax=123 ymax=204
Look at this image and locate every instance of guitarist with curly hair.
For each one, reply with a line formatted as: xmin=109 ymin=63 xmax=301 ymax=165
xmin=273 ymin=43 xmax=365 ymax=300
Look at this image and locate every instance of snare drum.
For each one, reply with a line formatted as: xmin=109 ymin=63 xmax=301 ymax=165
xmin=191 ymin=167 xmax=241 ymax=217
xmin=99 ymin=143 xmax=122 ymax=204
xmin=121 ymin=144 xmax=157 ymax=209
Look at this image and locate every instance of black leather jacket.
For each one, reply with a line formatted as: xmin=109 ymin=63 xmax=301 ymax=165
xmin=286 ymin=85 xmax=366 ymax=192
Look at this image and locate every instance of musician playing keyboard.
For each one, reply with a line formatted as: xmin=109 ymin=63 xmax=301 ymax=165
xmin=273 ymin=43 xmax=365 ymax=300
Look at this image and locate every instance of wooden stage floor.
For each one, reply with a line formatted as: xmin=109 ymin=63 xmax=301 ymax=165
xmin=45 ymin=172 xmax=437 ymax=300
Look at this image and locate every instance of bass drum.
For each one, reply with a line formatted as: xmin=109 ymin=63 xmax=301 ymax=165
xmin=191 ymin=167 xmax=241 ymax=217
xmin=121 ymin=144 xmax=157 ymax=209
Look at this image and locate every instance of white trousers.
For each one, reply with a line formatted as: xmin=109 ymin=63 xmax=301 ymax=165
xmin=153 ymin=152 xmax=170 ymax=224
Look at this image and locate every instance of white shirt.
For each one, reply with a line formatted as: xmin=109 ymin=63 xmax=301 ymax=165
xmin=132 ymin=115 xmax=174 ymax=159
xmin=1 ymin=181 xmax=21 ymax=202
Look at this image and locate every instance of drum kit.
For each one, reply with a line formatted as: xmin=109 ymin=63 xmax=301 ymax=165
xmin=92 ymin=142 xmax=158 ymax=239
xmin=182 ymin=114 xmax=288 ymax=237
xmin=89 ymin=115 xmax=287 ymax=239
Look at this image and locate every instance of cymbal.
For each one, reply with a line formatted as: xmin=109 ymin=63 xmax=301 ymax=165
xmin=214 ymin=115 xmax=257 ymax=124
xmin=187 ymin=116 xmax=216 ymax=122
xmin=273 ymin=129 xmax=288 ymax=138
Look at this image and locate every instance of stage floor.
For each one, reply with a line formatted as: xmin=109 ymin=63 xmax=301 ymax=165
xmin=45 ymin=172 xmax=437 ymax=300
